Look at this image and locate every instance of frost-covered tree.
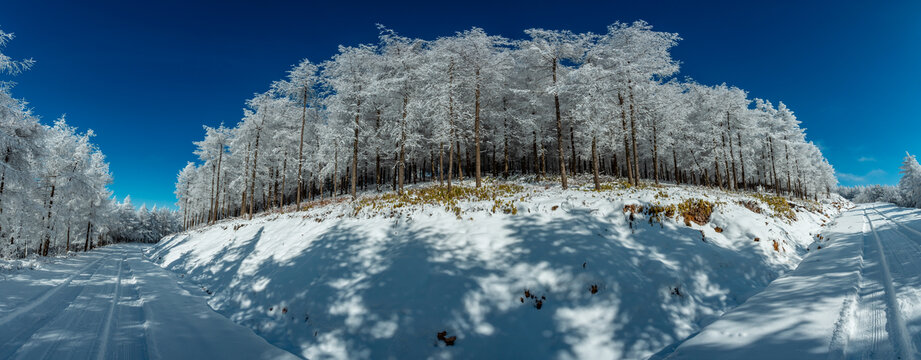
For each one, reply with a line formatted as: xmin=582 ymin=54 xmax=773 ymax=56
xmin=0 ymin=26 xmax=178 ymax=258
xmin=899 ymin=152 xmax=921 ymax=208
xmin=173 ymin=21 xmax=838 ymax=224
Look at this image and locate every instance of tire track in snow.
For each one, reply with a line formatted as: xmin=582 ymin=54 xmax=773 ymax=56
xmin=827 ymin=218 xmax=865 ymax=360
xmin=0 ymin=254 xmax=107 ymax=327
xmin=97 ymin=252 xmax=125 ymax=360
xmin=867 ymin=206 xmax=921 ymax=358
xmin=863 ymin=210 xmax=916 ymax=360
xmin=5 ymin=256 xmax=118 ymax=359
xmin=848 ymin=215 xmax=893 ymax=360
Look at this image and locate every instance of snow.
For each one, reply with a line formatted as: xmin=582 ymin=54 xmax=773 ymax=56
xmin=666 ymin=203 xmax=921 ymax=359
xmin=0 ymin=244 xmax=298 ymax=359
xmin=147 ymin=181 xmax=844 ymax=359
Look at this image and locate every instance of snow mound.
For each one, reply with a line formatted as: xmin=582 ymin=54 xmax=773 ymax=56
xmin=148 ymin=181 xmax=847 ymax=359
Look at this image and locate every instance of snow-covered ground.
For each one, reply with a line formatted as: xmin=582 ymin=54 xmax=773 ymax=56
xmin=147 ymin=180 xmax=845 ymax=359
xmin=665 ymin=202 xmax=921 ymax=360
xmin=0 ymin=244 xmax=298 ymax=359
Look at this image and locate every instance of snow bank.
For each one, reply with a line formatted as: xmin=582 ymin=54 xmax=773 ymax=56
xmin=148 ymin=180 xmax=847 ymax=359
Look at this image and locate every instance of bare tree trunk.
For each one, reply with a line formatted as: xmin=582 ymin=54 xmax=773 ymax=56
xmin=212 ymin=144 xmax=223 ymax=221
xmin=726 ymin=111 xmax=738 ymax=190
xmin=532 ymin=131 xmax=540 ymax=181
xmin=399 ymin=96 xmax=407 ymax=194
xmin=42 ymin=184 xmax=55 ymax=256
xmin=784 ymin=141 xmax=792 ymax=195
xmin=242 ymin=143 xmax=250 ymax=216
xmin=280 ymin=155 xmax=287 ymax=211
xmin=569 ymin=123 xmax=577 ymax=176
xmin=592 ymin=136 xmax=600 ymax=190
xmin=552 ymin=59 xmax=568 ymax=189
xmin=84 ymin=221 xmax=91 ymax=252
xmin=628 ymin=88 xmax=639 ymax=185
xmin=474 ymin=69 xmax=482 ymax=188
xmin=249 ymin=130 xmax=261 ymax=220
xmin=672 ymin=147 xmax=680 ymax=185
xmin=352 ymin=95 xmax=361 ymax=199
xmin=439 ymin=144 xmax=444 ymax=185
xmin=652 ymin=117 xmax=659 ymax=184
xmin=334 ymin=148 xmax=339 ymax=196
xmin=737 ymin=133 xmax=746 ymax=190
xmin=457 ymin=141 xmax=464 ymax=181
xmin=503 ymin=98 xmax=510 ymax=178
xmin=769 ymin=136 xmax=779 ymax=195
xmin=296 ymin=90 xmax=308 ymax=207
xmin=208 ymin=163 xmax=215 ymax=223
xmin=619 ymin=93 xmax=634 ymax=185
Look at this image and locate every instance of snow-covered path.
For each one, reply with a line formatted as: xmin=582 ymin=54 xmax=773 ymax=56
xmin=0 ymin=244 xmax=299 ymax=360
xmin=667 ymin=203 xmax=921 ymax=359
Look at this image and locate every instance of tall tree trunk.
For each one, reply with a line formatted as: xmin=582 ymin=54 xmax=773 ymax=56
xmin=296 ymin=90 xmax=308 ymax=207
xmin=399 ymin=96 xmax=407 ymax=194
xmin=208 ymin=163 xmax=215 ymax=223
xmin=242 ymin=143 xmax=250 ymax=216
xmin=629 ymin=88 xmax=640 ymax=185
xmin=84 ymin=221 xmax=91 ymax=252
xmin=474 ymin=68 xmax=482 ymax=188
xmin=769 ymin=136 xmax=779 ymax=195
xmin=619 ymin=93 xmax=634 ymax=185
xmin=726 ymin=111 xmax=738 ymax=190
xmin=672 ymin=147 xmax=680 ymax=185
xmin=569 ymin=124 xmax=577 ymax=176
xmin=532 ymin=131 xmax=540 ymax=181
xmin=42 ymin=184 xmax=56 ymax=256
xmin=502 ymin=98 xmax=510 ymax=178
xmin=592 ymin=135 xmax=600 ymax=190
xmin=212 ymin=142 xmax=223 ymax=221
xmin=352 ymin=94 xmax=361 ymax=199
xmin=652 ymin=117 xmax=659 ymax=184
xmin=551 ymin=59 xmax=568 ymax=189
xmin=334 ymin=148 xmax=339 ymax=196
xmin=439 ymin=144 xmax=444 ymax=185
xmin=784 ymin=141 xmax=792 ymax=195
xmin=250 ymin=130 xmax=261 ymax=220
xmin=446 ymin=60 xmax=455 ymax=190
xmin=737 ymin=133 xmax=746 ymax=190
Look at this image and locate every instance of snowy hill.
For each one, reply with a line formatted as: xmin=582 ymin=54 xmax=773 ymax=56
xmin=147 ymin=180 xmax=846 ymax=359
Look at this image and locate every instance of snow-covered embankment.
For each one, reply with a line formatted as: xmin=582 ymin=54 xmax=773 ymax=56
xmin=147 ymin=181 xmax=846 ymax=359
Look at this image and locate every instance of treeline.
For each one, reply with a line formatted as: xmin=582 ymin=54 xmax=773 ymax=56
xmin=0 ymin=27 xmax=180 ymax=258
xmin=840 ymin=153 xmax=921 ymax=207
xmin=176 ymin=21 xmax=837 ymax=228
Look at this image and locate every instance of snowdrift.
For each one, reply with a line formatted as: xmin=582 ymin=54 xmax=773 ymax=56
xmin=148 ymin=180 xmax=847 ymax=359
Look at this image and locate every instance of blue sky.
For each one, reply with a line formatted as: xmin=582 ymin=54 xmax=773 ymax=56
xmin=1 ymin=0 xmax=919 ymax=208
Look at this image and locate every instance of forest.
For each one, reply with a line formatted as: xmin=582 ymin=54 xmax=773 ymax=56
xmin=0 ymin=28 xmax=179 ymax=258
xmin=175 ymin=21 xmax=837 ymax=228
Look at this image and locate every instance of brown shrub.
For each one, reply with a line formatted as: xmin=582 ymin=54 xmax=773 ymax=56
xmin=739 ymin=200 xmax=762 ymax=214
xmin=678 ymin=199 xmax=714 ymax=225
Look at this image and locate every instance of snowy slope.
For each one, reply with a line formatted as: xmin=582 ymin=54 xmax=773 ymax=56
xmin=0 ymin=244 xmax=298 ymax=359
xmin=148 ymin=180 xmax=845 ymax=359
xmin=666 ymin=203 xmax=921 ymax=360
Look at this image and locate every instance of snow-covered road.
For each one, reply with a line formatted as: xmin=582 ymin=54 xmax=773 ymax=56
xmin=0 ymin=244 xmax=299 ymax=360
xmin=667 ymin=203 xmax=921 ymax=359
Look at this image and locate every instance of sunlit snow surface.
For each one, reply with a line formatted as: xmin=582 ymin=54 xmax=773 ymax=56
xmin=667 ymin=203 xmax=921 ymax=360
xmin=0 ymin=244 xmax=298 ymax=359
xmin=148 ymin=181 xmax=845 ymax=359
